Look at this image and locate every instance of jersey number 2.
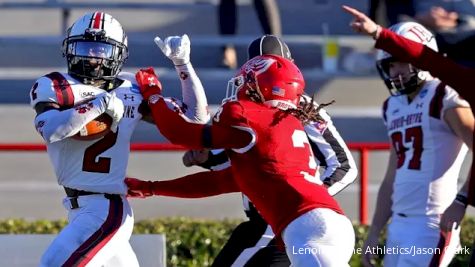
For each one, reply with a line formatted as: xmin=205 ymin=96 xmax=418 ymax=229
xmin=82 ymin=130 xmax=118 ymax=173
xmin=390 ymin=126 xmax=423 ymax=170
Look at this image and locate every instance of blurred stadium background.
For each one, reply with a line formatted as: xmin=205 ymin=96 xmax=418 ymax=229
xmin=0 ymin=0 xmax=472 ymax=225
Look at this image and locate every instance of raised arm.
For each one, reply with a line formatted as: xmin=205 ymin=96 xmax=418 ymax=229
xmin=135 ymin=68 xmax=253 ymax=150
xmin=154 ymin=34 xmax=210 ymax=123
xmin=342 ymin=5 xmax=475 ymax=106
xmin=375 ymin=29 xmax=474 ymax=104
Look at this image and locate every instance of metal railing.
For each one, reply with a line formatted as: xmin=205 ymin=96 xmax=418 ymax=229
xmin=0 ymin=141 xmax=390 ymax=225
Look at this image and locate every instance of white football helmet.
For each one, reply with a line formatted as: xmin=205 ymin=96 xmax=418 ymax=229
xmin=62 ymin=12 xmax=128 ymax=81
xmin=376 ymin=22 xmax=437 ymax=96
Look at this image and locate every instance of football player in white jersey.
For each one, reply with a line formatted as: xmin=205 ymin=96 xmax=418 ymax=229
xmin=353 ymin=21 xmax=474 ymax=267
xmin=30 ymin=12 xmax=209 ymax=266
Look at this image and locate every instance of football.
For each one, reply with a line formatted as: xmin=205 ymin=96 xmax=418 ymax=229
xmin=72 ymin=113 xmax=113 ymax=141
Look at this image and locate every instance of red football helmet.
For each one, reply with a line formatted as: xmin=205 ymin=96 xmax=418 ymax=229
xmin=225 ymin=55 xmax=305 ymax=110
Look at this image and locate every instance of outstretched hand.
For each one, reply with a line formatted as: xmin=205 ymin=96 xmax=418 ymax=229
xmin=125 ymin=177 xmax=155 ymax=198
xmin=342 ymin=5 xmax=380 ymax=38
xmin=135 ymin=67 xmax=163 ymax=103
xmin=154 ymin=34 xmax=191 ymax=66
xmin=182 ymin=149 xmax=210 ymax=167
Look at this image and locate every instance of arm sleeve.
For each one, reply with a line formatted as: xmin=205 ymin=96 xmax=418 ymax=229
xmin=375 ymin=28 xmax=475 ymax=105
xmin=151 ymin=167 xmax=239 ymax=198
xmin=305 ymin=109 xmax=357 ymax=196
xmin=175 ymin=63 xmax=210 ymax=124
xmin=31 ymin=76 xmax=108 ymax=143
xmin=34 ymin=99 xmax=107 ymax=143
xmin=148 ymin=98 xmax=253 ymax=149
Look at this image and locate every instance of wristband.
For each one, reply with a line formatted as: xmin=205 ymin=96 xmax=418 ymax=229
xmin=371 ymin=25 xmax=382 ymax=40
xmin=455 ymin=193 xmax=468 ymax=207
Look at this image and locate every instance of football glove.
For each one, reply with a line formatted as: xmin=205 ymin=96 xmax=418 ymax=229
xmin=154 ymin=34 xmax=191 ymax=66
xmin=125 ymin=177 xmax=155 ymax=198
xmin=135 ymin=67 xmax=163 ymax=103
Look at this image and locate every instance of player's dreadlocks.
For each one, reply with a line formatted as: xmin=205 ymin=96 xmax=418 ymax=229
xmin=269 ymin=95 xmax=334 ymax=127
xmin=287 ymin=95 xmax=335 ymax=125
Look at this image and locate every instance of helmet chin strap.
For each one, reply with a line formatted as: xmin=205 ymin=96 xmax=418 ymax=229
xmin=389 ymin=64 xmax=426 ymax=96
xmin=70 ymin=72 xmax=116 ymax=90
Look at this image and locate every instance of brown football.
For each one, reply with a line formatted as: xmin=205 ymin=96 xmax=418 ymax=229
xmin=72 ymin=113 xmax=113 ymax=141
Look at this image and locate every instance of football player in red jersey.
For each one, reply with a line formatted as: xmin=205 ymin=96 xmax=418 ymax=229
xmin=182 ymin=35 xmax=357 ymax=267
xmin=129 ymin=55 xmax=355 ymax=266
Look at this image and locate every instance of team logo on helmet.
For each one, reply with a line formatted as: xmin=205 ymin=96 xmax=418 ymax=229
xmin=376 ymin=22 xmax=436 ymax=96
xmin=224 ymin=55 xmax=305 ymax=110
xmin=243 ymin=57 xmax=276 ymax=75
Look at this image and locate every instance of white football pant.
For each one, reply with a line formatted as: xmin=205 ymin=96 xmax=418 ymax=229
xmin=282 ymin=208 xmax=355 ymax=267
xmin=384 ymin=214 xmax=460 ymax=267
xmin=39 ymin=194 xmax=138 ymax=267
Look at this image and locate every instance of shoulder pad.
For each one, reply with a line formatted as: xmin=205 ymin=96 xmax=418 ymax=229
xmin=30 ymin=72 xmax=74 ymax=109
xmin=213 ymin=101 xmax=247 ymax=127
xmin=118 ymin=72 xmax=136 ymax=83
xmin=443 ymin=85 xmax=470 ymax=109
xmin=118 ymin=72 xmax=140 ymax=94
xmin=429 ymin=82 xmax=469 ymax=119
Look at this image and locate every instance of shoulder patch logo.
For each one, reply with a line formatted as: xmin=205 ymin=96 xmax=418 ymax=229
xmin=80 ymin=92 xmax=95 ymax=98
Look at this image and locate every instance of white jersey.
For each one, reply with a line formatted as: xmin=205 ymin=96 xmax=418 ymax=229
xmin=30 ymin=72 xmax=143 ymax=194
xmin=383 ymin=79 xmax=470 ymax=216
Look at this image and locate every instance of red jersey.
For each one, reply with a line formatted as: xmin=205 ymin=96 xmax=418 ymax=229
xmin=213 ymin=99 xmax=343 ymax=235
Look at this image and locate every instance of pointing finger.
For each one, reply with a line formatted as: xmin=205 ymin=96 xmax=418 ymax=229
xmin=342 ymin=5 xmax=364 ymax=18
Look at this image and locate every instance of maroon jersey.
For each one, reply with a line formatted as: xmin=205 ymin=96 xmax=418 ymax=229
xmin=214 ymin=99 xmax=343 ymax=235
